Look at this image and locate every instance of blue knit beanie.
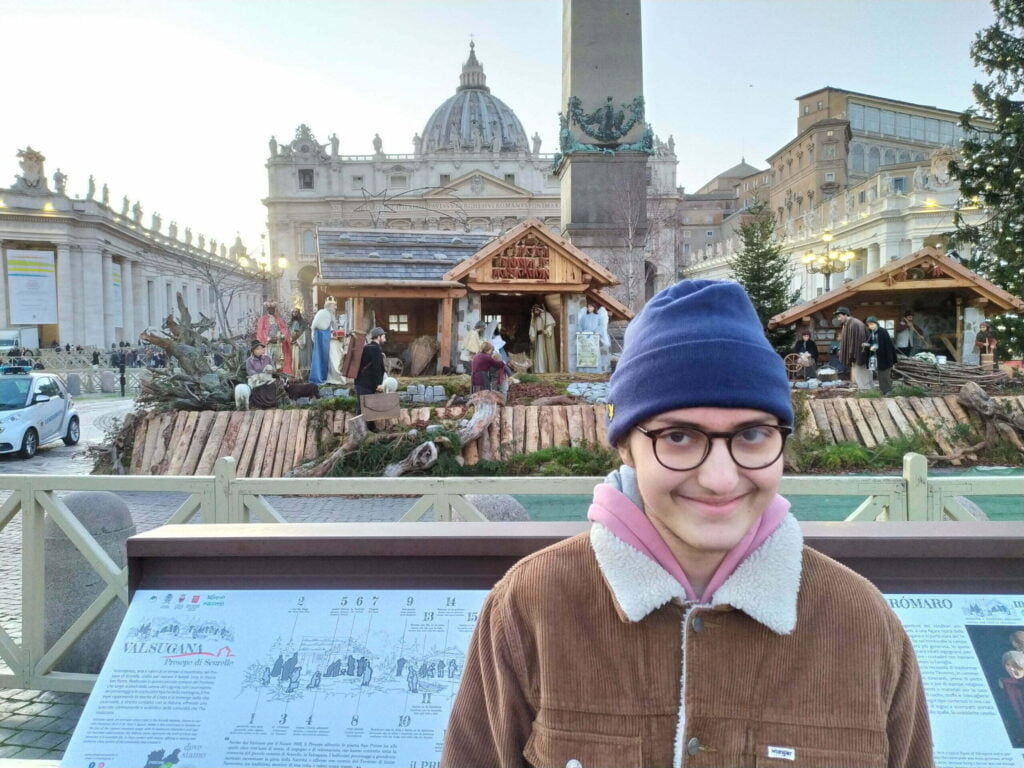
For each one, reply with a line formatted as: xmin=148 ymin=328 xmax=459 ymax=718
xmin=606 ymin=280 xmax=793 ymax=446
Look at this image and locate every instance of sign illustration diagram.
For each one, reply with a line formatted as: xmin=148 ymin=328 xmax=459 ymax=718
xmin=61 ymin=589 xmax=488 ymax=768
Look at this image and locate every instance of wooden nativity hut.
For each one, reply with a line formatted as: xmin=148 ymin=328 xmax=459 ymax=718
xmin=769 ymin=247 xmax=1024 ymax=364
xmin=314 ymin=218 xmax=632 ymax=374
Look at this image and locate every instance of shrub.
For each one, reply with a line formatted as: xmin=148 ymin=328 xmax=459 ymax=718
xmin=890 ymin=383 xmax=928 ymax=397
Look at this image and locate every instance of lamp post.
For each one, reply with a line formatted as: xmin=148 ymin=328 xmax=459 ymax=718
xmin=801 ymin=232 xmax=856 ymax=291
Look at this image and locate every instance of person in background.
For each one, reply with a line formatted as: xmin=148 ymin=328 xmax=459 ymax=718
xmin=793 ymin=330 xmax=818 ymax=380
xmin=442 ymin=280 xmax=932 ymax=768
xmin=865 ymin=317 xmax=898 ymax=395
xmin=895 ymin=311 xmax=924 ymax=357
xmin=470 ymin=341 xmax=506 ymax=394
xmin=354 ymin=327 xmax=387 ymax=431
xmin=835 ymin=306 xmax=871 ymax=390
xmin=975 ymin=320 xmax=998 ymax=370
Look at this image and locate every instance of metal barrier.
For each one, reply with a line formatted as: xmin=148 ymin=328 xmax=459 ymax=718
xmin=0 ymin=453 xmax=1019 ymax=693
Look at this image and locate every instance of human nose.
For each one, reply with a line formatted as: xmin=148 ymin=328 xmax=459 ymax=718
xmin=694 ymin=436 xmax=740 ymax=494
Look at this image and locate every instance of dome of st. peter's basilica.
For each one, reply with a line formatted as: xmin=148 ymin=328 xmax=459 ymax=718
xmin=421 ymin=43 xmax=529 ymax=155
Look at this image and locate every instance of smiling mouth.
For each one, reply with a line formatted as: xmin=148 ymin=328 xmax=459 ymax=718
xmin=679 ymin=493 xmax=747 ymax=514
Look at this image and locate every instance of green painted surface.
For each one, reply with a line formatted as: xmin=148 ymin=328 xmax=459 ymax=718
xmin=515 ymin=468 xmax=1024 ymax=523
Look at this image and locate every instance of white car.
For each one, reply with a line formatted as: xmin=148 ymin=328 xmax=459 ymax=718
xmin=0 ymin=369 xmax=80 ymax=458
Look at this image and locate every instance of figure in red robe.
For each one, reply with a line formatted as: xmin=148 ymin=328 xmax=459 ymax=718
xmin=256 ymin=301 xmax=293 ymax=375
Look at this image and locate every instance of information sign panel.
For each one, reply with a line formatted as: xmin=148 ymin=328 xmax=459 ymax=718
xmin=61 ymin=588 xmax=487 ymax=768
xmin=6 ymin=249 xmax=57 ymax=325
xmin=889 ymin=593 xmax=1024 ymax=767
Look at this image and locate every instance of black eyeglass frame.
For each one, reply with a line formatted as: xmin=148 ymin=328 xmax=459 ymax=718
xmin=633 ymin=423 xmax=793 ymax=471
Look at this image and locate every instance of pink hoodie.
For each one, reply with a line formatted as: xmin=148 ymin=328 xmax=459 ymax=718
xmin=588 ymin=482 xmax=791 ymax=604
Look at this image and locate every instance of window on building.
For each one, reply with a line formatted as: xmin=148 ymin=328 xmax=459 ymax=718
xmin=849 ymin=103 xmax=865 ymax=131
xmin=824 ymin=144 xmax=837 ymax=160
xmin=926 ymin=118 xmax=940 ymax=143
xmin=298 ymin=169 xmax=314 ymax=189
xmin=880 ymin=110 xmax=895 ymax=136
xmin=439 ymin=174 xmax=451 ymax=186
xmin=939 ymin=121 xmax=955 ymax=145
xmin=867 ymin=146 xmax=881 ymax=174
xmin=504 ymin=173 xmax=516 ymax=185
xmin=884 ymin=149 xmax=896 ymax=166
xmin=865 ymin=107 xmax=880 ymax=133
xmin=892 ymin=177 xmax=907 ymax=193
xmin=706 ymin=230 xmax=714 ymax=238
xmin=351 ymin=175 xmax=364 ymax=188
xmin=816 ymin=100 xmax=823 ymax=110
xmin=302 ymin=229 xmax=316 ymax=255
xmin=803 ymin=105 xmax=810 ymax=115
xmin=209 ymin=286 xmax=216 ymax=304
xmin=387 ymin=314 xmax=409 ymax=333
xmin=165 ymin=283 xmax=173 ymax=315
xmin=683 ymin=243 xmax=690 ymax=254
xmin=825 ymin=172 xmax=835 ymax=182
xmin=390 ymin=174 xmax=408 ymax=189
xmin=859 ymin=191 xmax=867 ymax=203
xmin=910 ymin=115 xmax=925 ymax=141
xmin=826 ymin=130 xmax=834 ymax=138
xmin=895 ymin=112 xmax=910 ymax=138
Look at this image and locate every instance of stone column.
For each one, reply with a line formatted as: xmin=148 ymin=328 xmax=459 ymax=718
xmin=878 ymin=238 xmax=901 ymax=263
xmin=81 ymin=247 xmax=105 ymax=347
xmin=132 ymin=264 xmax=148 ymax=334
xmin=102 ymin=252 xmax=114 ymax=348
xmin=55 ymin=243 xmax=75 ymax=344
xmin=910 ymin=237 xmax=925 ymax=255
xmin=121 ymin=260 xmax=134 ymax=343
xmin=867 ymin=243 xmax=881 ymax=273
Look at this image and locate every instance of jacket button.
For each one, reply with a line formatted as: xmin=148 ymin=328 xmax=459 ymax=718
xmin=566 ymin=760 xmax=583 ymax=768
xmin=686 ymin=737 xmax=701 ymax=755
xmin=692 ymin=615 xmax=704 ymax=633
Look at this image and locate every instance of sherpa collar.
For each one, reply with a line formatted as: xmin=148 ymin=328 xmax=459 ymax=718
xmin=590 ymin=513 xmax=804 ymax=635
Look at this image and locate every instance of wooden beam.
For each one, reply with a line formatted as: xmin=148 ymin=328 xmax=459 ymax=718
xmin=464 ymin=282 xmax=587 ymax=293
xmin=856 ymin=279 xmax=973 ymax=292
xmin=318 ymin=286 xmax=465 ymax=300
xmin=438 ymin=296 xmax=453 ymax=374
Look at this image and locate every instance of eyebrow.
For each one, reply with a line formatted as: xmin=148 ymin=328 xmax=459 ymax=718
xmin=647 ymin=418 xmax=777 ymax=431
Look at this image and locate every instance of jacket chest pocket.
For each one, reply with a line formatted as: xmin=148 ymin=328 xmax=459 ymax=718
xmin=524 ymin=722 xmax=643 ymax=768
xmin=754 ymin=743 xmax=885 ymax=768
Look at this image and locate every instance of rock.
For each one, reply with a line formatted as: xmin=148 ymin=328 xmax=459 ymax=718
xmin=295 ymin=397 xmax=311 ymax=406
xmin=431 ymin=385 xmax=446 ymax=401
xmin=66 ymin=373 xmax=81 ymax=396
xmin=464 ymin=494 xmax=530 ymax=521
xmin=45 ymin=492 xmax=135 ymax=674
xmin=334 ymin=388 xmax=350 ymax=398
xmin=426 ymin=424 xmax=444 ymax=433
xmin=407 ymin=429 xmax=419 ymax=439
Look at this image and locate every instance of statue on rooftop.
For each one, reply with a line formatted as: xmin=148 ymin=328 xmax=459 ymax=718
xmin=330 ymin=133 xmax=339 ymax=157
xmin=53 ymin=168 xmax=67 ymax=195
xmin=101 ymin=183 xmax=109 ymax=205
xmin=372 ymin=133 xmax=383 ymax=155
xmin=269 ymin=136 xmax=278 ymax=157
xmin=532 ymin=132 xmax=542 ymax=155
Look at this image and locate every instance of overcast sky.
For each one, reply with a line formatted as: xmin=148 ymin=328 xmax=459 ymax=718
xmin=1 ymin=0 xmax=995 ymax=259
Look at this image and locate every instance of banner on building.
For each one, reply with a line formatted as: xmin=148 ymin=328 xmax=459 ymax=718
xmin=6 ymin=249 xmax=57 ymax=325
xmin=111 ymin=263 xmax=123 ymax=328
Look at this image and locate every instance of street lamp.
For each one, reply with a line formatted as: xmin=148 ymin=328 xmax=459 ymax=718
xmin=801 ymin=232 xmax=856 ymax=291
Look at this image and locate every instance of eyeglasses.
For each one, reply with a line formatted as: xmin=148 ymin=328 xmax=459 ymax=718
xmin=634 ymin=423 xmax=792 ymax=472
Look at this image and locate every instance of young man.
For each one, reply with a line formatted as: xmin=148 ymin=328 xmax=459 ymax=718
xmin=835 ymin=306 xmax=872 ymax=390
xmin=442 ymin=280 xmax=932 ymax=768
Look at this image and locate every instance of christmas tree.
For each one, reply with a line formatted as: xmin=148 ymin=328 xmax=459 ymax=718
xmin=951 ymin=0 xmax=1024 ymax=358
xmin=729 ymin=203 xmax=800 ymax=355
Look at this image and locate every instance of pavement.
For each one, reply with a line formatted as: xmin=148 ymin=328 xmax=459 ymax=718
xmin=0 ymin=395 xmax=427 ymax=760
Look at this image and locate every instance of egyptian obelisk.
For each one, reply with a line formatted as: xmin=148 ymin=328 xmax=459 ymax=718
xmin=558 ymin=0 xmax=649 ymax=307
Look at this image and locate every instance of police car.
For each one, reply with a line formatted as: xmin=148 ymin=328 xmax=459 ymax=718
xmin=0 ymin=368 xmax=80 ymax=458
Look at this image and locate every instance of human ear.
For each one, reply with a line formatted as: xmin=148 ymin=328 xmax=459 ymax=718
xmin=616 ymin=438 xmax=635 ymax=468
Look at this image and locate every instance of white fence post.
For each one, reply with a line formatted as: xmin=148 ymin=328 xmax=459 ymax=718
xmin=214 ymin=457 xmax=238 ymax=524
xmin=903 ymin=452 xmax=929 ymax=521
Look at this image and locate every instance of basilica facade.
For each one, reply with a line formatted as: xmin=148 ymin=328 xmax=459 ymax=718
xmin=264 ymin=43 xmax=682 ymax=312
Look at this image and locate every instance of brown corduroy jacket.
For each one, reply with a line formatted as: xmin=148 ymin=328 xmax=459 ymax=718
xmin=441 ymin=515 xmax=933 ymax=768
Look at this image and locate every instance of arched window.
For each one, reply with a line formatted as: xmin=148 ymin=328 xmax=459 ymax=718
xmin=850 ymin=144 xmax=865 ymax=173
xmin=644 ymin=261 xmax=657 ymax=302
xmin=883 ymin=149 xmax=896 ymax=166
xmin=898 ymin=150 xmax=911 ymax=163
xmin=302 ymin=230 xmax=316 ymax=255
xmin=867 ymin=147 xmax=881 ymax=174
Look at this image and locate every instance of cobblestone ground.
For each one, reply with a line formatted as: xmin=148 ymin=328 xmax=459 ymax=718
xmin=0 ymin=490 xmax=418 ymax=759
